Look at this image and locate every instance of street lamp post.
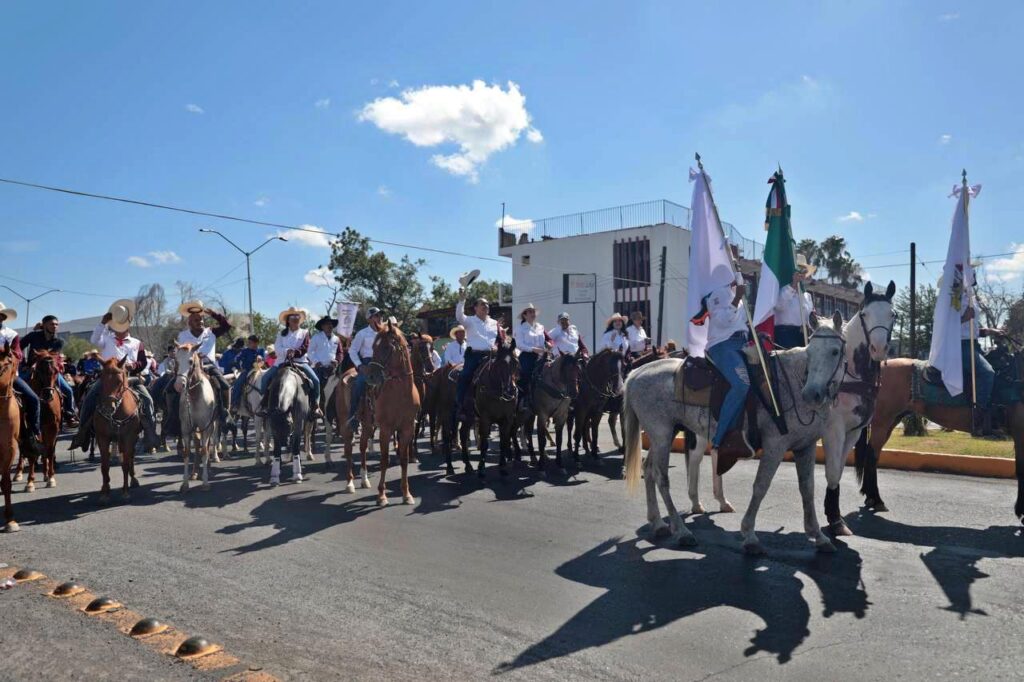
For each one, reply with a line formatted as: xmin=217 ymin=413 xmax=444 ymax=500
xmin=199 ymin=229 xmax=288 ymax=332
xmin=0 ymin=286 xmax=61 ymax=329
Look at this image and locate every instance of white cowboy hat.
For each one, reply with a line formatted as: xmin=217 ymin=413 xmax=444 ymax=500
xmin=449 ymin=324 xmax=465 ymax=340
xmin=459 ymin=269 xmax=481 ymax=288
xmin=107 ymin=298 xmax=136 ymax=333
xmin=178 ymin=300 xmax=206 ymax=317
xmin=796 ymin=254 xmax=818 ymax=277
xmin=519 ymin=302 xmax=537 ymax=318
xmin=604 ymin=313 xmax=627 ymax=328
xmin=278 ymin=306 xmax=307 ymax=325
xmin=0 ymin=302 xmax=17 ymax=321
xmin=266 ymin=344 xmax=276 ymax=354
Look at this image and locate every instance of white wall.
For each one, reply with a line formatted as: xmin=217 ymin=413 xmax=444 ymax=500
xmin=500 ymin=224 xmax=692 ymax=348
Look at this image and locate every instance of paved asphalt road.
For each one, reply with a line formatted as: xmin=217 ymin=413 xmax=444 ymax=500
xmin=2 ymin=428 xmax=1023 ymax=681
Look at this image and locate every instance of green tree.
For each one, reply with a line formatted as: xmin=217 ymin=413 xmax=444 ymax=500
xmin=424 ymin=276 xmax=508 ymax=310
xmin=1006 ymin=299 xmax=1024 ymax=340
xmin=795 ymin=238 xmax=823 ymax=269
xmin=893 ymin=284 xmax=938 ymax=359
xmin=326 ymin=227 xmax=426 ymax=333
xmin=63 ymin=336 xmax=91 ymax=362
xmin=249 ymin=312 xmax=281 ymax=347
xmin=818 ymin=235 xmax=864 ymax=288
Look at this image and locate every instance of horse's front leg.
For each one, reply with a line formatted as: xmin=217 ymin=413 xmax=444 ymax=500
xmin=825 ymin=425 xmax=858 ymax=536
xmin=795 ymin=445 xmax=834 ymax=552
xmin=292 ymin=425 xmax=305 ymax=482
xmin=685 ymin=436 xmax=705 ymax=514
xmin=23 ymin=449 xmax=36 ymax=493
xmin=13 ymin=450 xmax=24 ymax=482
xmin=359 ymin=427 xmax=371 ymax=488
xmin=1 ymin=448 xmax=16 ymax=532
xmin=459 ymin=418 xmax=474 ymax=474
xmin=476 ymin=417 xmax=489 ymax=479
xmin=377 ymin=427 xmax=392 ymax=505
xmin=120 ymin=436 xmax=132 ymax=500
xmin=200 ymin=438 xmax=212 ymax=491
xmin=709 ymin=445 xmax=734 ymax=513
xmin=99 ymin=437 xmax=112 ymax=504
xmin=740 ymin=445 xmax=784 ymax=554
xmin=400 ymin=425 xmax=414 ymax=504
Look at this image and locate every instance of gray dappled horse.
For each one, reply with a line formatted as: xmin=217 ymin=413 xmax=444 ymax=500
xmin=267 ymin=363 xmax=310 ymax=485
xmin=174 ymin=344 xmax=220 ymax=493
xmin=623 ymin=312 xmax=847 ymax=554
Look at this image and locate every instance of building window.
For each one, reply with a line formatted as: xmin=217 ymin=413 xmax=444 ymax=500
xmin=613 ymin=237 xmax=650 ymax=290
xmin=521 ymin=255 xmax=530 ymax=266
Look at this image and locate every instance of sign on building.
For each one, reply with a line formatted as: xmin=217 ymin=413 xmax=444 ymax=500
xmin=563 ymin=273 xmax=597 ymax=304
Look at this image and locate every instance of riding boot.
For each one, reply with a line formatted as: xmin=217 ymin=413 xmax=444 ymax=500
xmin=971 ymin=408 xmax=992 ymax=437
xmin=142 ymin=419 xmax=160 ymax=451
xmin=219 ymin=387 xmax=236 ymax=428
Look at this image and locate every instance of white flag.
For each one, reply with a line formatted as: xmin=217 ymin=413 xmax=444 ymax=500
xmin=686 ymin=168 xmax=739 ymax=357
xmin=336 ymin=301 xmax=359 ymax=339
xmin=927 ymin=182 xmax=981 ymax=396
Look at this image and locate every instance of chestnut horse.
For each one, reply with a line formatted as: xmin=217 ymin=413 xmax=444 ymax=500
xmin=366 ymin=321 xmax=419 ymax=505
xmin=93 ymin=357 xmax=141 ymax=503
xmin=854 ymin=348 xmax=1024 ymax=523
xmin=1 ymin=346 xmax=21 ymax=531
xmin=335 ymin=366 xmax=373 ymax=493
xmin=23 ymin=350 xmax=62 ymax=491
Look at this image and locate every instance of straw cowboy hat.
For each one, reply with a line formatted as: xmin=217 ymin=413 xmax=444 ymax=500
xmin=0 ymin=302 xmax=17 ymax=321
xmin=520 ymin=302 xmax=537 ymax=318
xmin=796 ymin=254 xmax=818 ymax=278
xmin=107 ymin=298 xmax=136 ymax=333
xmin=449 ymin=324 xmax=465 ymax=340
xmin=278 ymin=306 xmax=307 ymax=325
xmin=178 ymin=300 xmax=206 ymax=317
xmin=605 ymin=313 xmax=627 ymax=328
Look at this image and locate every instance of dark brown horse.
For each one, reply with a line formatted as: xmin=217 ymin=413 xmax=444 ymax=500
xmin=23 ymin=350 xmax=62 ymax=491
xmin=1 ymin=346 xmax=21 ymax=532
xmin=366 ymin=321 xmax=419 ymax=505
xmin=93 ymin=357 xmax=141 ymax=503
xmin=572 ymin=349 xmax=625 ymax=462
xmin=854 ymin=340 xmax=1024 ymax=523
xmin=408 ymin=333 xmax=437 ymax=455
xmin=429 ymin=365 xmax=466 ymax=475
xmin=460 ymin=335 xmax=519 ymax=478
xmin=521 ymin=350 xmax=582 ymax=472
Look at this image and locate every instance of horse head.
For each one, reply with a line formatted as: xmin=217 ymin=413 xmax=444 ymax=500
xmin=0 ymin=345 xmax=17 ymax=390
xmin=174 ymin=343 xmax=200 ymax=393
xmin=560 ymin=351 xmax=582 ymax=399
xmin=410 ymin=333 xmax=434 ymax=371
xmin=856 ymin=280 xmax=898 ymax=363
xmin=99 ymin=356 xmax=129 ymax=400
xmin=804 ymin=310 xmax=847 ymax=406
xmin=368 ymin=320 xmax=410 ymax=386
xmin=31 ymin=350 xmax=59 ymax=388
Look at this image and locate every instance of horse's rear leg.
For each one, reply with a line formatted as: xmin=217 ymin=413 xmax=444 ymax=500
xmin=652 ymin=439 xmax=694 ymax=547
xmin=23 ymin=451 xmax=37 ymax=493
xmin=377 ymin=428 xmax=392 ymax=505
xmin=400 ymin=428 xmax=414 ymax=504
xmin=120 ymin=440 xmax=132 ymax=500
xmin=292 ymin=428 xmax=305 ymax=482
xmin=2 ymin=447 xmax=17 ymax=532
xmin=179 ymin=443 xmax=191 ymax=493
xmin=13 ymin=451 xmax=23 ymax=482
xmin=709 ymin=444 xmax=733 ymax=512
xmin=98 ymin=439 xmax=112 ymax=504
xmin=459 ymin=419 xmax=474 ymax=474
xmin=304 ymin=420 xmax=316 ymax=462
xmin=360 ymin=429 xmax=371 ymax=488
xmin=201 ymin=443 xmax=211 ymax=491
xmin=476 ymin=418 xmax=489 ymax=479
xmin=609 ymin=412 xmax=623 ymax=451
xmin=863 ymin=416 xmax=899 ymax=512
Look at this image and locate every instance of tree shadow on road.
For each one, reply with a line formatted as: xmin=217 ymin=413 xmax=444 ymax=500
xmin=846 ymin=509 xmax=1024 ymax=618
xmin=495 ymin=515 xmax=869 ymax=674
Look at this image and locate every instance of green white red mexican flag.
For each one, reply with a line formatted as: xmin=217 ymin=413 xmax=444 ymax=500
xmin=752 ymin=171 xmax=798 ymax=337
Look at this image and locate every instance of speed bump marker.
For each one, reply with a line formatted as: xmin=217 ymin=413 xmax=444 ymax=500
xmin=129 ymin=617 xmax=169 ymax=637
xmin=51 ymin=581 xmax=85 ymax=598
xmin=176 ymin=635 xmax=222 ymax=660
xmin=13 ymin=568 xmax=43 ymax=583
xmin=84 ymin=596 xmax=122 ymax=614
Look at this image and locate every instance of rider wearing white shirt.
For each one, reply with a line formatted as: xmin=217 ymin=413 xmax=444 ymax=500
xmin=599 ymin=313 xmax=630 ymax=355
xmin=443 ymin=327 xmax=467 ymax=367
xmin=773 ymin=259 xmax=816 ymax=349
xmin=549 ymin=312 xmax=588 ymax=357
xmin=347 ymin=307 xmax=383 ymax=428
xmin=703 ymin=275 xmax=751 ymax=453
xmin=454 ymin=291 xmax=499 ymax=417
xmin=259 ymin=307 xmax=322 ymax=417
xmin=176 ymin=301 xmax=233 ymax=426
xmin=625 ymin=311 xmax=650 ymax=357
xmin=309 ymin=316 xmax=343 ymax=377
xmin=514 ymin=304 xmax=551 ymax=404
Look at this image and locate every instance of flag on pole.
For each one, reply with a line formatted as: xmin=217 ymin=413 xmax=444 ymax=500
xmin=685 ymin=168 xmax=738 ymax=357
xmin=751 ymin=171 xmax=798 ymax=338
xmin=928 ymin=181 xmax=981 ymax=396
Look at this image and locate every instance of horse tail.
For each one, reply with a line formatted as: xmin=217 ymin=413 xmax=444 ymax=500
xmin=853 ymin=426 xmax=871 ymax=484
xmin=623 ymin=381 xmax=643 ymax=495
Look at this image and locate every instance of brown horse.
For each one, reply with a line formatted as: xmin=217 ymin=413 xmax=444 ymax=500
xmin=0 ymin=346 xmax=21 ymax=532
xmin=333 ymin=366 xmax=375 ymax=492
xmin=93 ymin=357 xmax=141 ymax=503
xmin=366 ymin=321 xmax=419 ymax=505
xmin=23 ymin=350 xmax=62 ymax=491
xmin=854 ymin=348 xmax=1024 ymax=523
xmin=429 ymin=365 xmax=466 ymax=475
xmin=409 ymin=333 xmax=437 ymax=455
xmin=460 ymin=335 xmax=519 ymax=478
xmin=572 ymin=349 xmax=625 ymax=462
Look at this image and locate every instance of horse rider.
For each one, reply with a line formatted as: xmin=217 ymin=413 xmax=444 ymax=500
xmin=309 ymin=315 xmax=344 ymax=384
xmin=599 ymin=313 xmax=630 ymax=355
xmin=70 ymin=299 xmax=159 ymax=451
xmin=79 ymin=349 xmax=102 ymax=376
xmin=173 ymin=301 xmax=235 ymax=430
xmin=346 ymin=306 xmax=384 ymax=429
xmin=453 ymin=289 xmax=499 ymax=422
xmin=0 ymin=302 xmax=43 ymax=455
xmin=156 ymin=344 xmax=176 ymax=376
xmin=443 ymin=325 xmax=467 ymax=368
xmin=258 ymin=307 xmax=321 ymax=417
xmin=20 ymin=314 xmax=79 ymax=425
xmin=773 ymin=254 xmax=817 ymax=350
xmin=429 ymin=346 xmax=443 ymax=371
xmin=703 ymin=272 xmax=752 ymax=459
xmin=514 ymin=303 xmax=552 ymax=405
xmin=960 ymin=287 xmax=1003 ymax=436
xmin=219 ymin=337 xmax=245 ymax=374
xmin=549 ymin=312 xmax=589 ymax=358
xmin=625 ymin=310 xmax=650 ymax=359
xmin=230 ymin=334 xmax=264 ymax=413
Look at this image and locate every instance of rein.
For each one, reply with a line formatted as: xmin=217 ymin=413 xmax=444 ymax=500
xmin=580 ymin=353 xmax=621 ymax=401
xmin=96 ymin=368 xmax=139 ymax=433
xmin=776 ymin=330 xmax=847 ymax=427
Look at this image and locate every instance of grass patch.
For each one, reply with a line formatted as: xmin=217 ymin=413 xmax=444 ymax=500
xmin=885 ymin=430 xmax=1014 ymax=459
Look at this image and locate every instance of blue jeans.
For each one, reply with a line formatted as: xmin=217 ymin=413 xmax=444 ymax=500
xmin=13 ymin=376 xmax=40 ymax=435
xmin=56 ymin=373 xmax=75 ymax=413
xmin=707 ymin=334 xmax=751 ymax=448
xmin=962 ymin=340 xmax=995 ymax=408
xmin=348 ymin=361 xmax=370 ymax=425
xmin=261 ymin=362 xmax=320 ymax=404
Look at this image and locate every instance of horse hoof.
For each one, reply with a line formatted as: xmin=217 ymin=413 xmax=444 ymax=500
xmin=179 ymin=483 xmax=189 ymax=493
xmin=3 ymin=520 xmax=19 ymax=533
xmin=446 ymin=467 xmax=456 ymax=477
xmin=294 ymin=475 xmax=304 ymax=483
xmin=270 ymin=478 xmax=280 ymax=487
xmin=652 ymin=523 xmax=671 ymax=539
xmin=345 ymin=482 xmax=355 ymax=493
xmin=719 ymin=501 xmax=735 ymax=513
xmin=617 ymin=445 xmax=625 ymax=454
xmin=403 ymin=495 xmax=414 ymax=505
xmin=677 ymin=534 xmax=698 ymax=548
xmin=47 ymin=478 xmax=57 ymax=489
xmin=24 ymin=482 xmax=35 ymax=493
xmin=691 ymin=503 xmax=705 ymax=514
xmin=377 ymin=496 xmax=389 ymax=507
xmin=742 ymin=541 xmax=765 ymax=556
xmin=190 ymin=473 xmax=198 ymax=481
xmin=130 ymin=478 xmax=140 ymax=489
xmin=360 ymin=478 xmax=371 ymax=489
xmin=13 ymin=473 xmax=22 ymax=483
xmin=816 ymin=539 xmax=837 ymax=553
xmin=873 ymin=502 xmax=889 ymax=513
xmin=829 ymin=520 xmax=854 ymax=537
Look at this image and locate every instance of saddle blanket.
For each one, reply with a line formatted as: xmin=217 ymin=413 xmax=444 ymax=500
xmin=911 ymin=360 xmax=970 ymax=408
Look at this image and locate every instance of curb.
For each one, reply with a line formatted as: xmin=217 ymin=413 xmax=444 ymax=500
xmin=640 ymin=433 xmax=1016 ymax=480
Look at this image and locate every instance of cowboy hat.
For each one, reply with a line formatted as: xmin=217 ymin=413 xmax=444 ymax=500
xmin=449 ymin=324 xmax=465 ymax=340
xmin=0 ymin=302 xmax=17 ymax=321
xmin=795 ymin=254 xmax=818 ymax=277
xmin=278 ymin=306 xmax=307 ymax=325
xmin=315 ymin=315 xmax=338 ymax=331
xmin=459 ymin=269 xmax=481 ymax=288
xmin=178 ymin=300 xmax=206 ymax=317
xmin=366 ymin=306 xmax=382 ymax=319
xmin=604 ymin=313 xmax=627 ymax=327
xmin=107 ymin=298 xmax=136 ymax=333
xmin=520 ymin=302 xmax=537 ymax=317
xmin=266 ymin=344 xmax=276 ymax=354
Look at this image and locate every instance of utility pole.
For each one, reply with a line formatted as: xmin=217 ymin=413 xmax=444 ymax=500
xmin=656 ymin=245 xmax=667 ymax=347
xmin=199 ymin=229 xmax=288 ymax=333
xmin=909 ymin=241 xmax=917 ymax=358
xmin=1 ymin=286 xmax=60 ymax=330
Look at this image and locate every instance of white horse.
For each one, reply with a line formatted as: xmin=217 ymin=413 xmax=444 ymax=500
xmin=174 ymin=344 xmax=220 ymax=492
xmin=623 ymin=312 xmax=847 ymax=553
xmin=820 ymin=281 xmax=898 ymax=535
xmin=237 ymin=364 xmax=272 ymax=463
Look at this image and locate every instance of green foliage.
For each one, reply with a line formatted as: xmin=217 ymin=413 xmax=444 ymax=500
xmin=1007 ymin=299 xmax=1024 ymax=340
xmin=893 ymin=284 xmax=938 ymax=358
xmin=425 ymin=276 xmax=508 ymax=310
xmin=250 ymin=312 xmax=280 ymax=347
xmin=815 ymin=235 xmax=864 ymax=288
xmin=62 ymin=336 xmax=91 ymax=362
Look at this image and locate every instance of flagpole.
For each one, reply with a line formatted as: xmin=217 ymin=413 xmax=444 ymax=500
xmin=778 ymin=164 xmax=810 ymax=346
xmin=696 ymin=153 xmax=782 ymax=418
xmin=964 ymin=169 xmax=978 ymax=408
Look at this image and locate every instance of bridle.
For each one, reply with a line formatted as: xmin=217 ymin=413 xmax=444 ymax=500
xmin=840 ymin=300 xmax=897 ymax=414
xmin=368 ymin=334 xmax=414 ymax=387
xmin=176 ymin=350 xmax=216 ymax=433
xmin=96 ymin=365 xmax=139 ymax=433
xmin=777 ymin=326 xmax=847 ymax=427
xmin=31 ymin=355 xmax=60 ymax=401
xmin=581 ymin=351 xmax=622 ymax=400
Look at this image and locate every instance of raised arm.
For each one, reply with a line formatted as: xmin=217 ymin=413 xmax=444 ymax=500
xmin=208 ymin=309 xmax=232 ymax=338
xmin=455 ymin=294 xmax=468 ymax=324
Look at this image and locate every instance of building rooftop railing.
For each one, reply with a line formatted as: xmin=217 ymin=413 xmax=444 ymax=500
xmin=499 ymin=198 xmax=764 ymax=261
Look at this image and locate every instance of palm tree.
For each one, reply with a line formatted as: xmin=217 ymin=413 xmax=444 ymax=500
xmin=795 ymin=238 xmax=823 ymax=270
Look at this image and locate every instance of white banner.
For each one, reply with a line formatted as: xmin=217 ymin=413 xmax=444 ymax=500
xmin=336 ymin=301 xmax=359 ymax=338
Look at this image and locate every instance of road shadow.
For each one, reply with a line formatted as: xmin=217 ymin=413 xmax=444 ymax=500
xmin=846 ymin=509 xmax=1024 ymax=618
xmin=496 ymin=516 xmax=868 ymax=673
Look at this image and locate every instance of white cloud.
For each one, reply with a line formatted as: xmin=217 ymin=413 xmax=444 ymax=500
xmin=315 ymin=98 xmax=331 ymax=109
xmin=304 ymin=266 xmax=333 ymax=286
xmin=496 ymin=214 xmax=535 ymax=233
xmin=388 ymin=79 xmax=400 ymax=88
xmin=938 ymin=12 xmax=960 ymax=21
xmin=358 ymin=80 xmax=543 ymax=182
xmin=254 ymin=196 xmax=269 ymax=207
xmin=984 ymin=244 xmax=1024 ymax=282
xmin=148 ymin=250 xmax=181 ymax=264
xmin=939 ymin=134 xmax=952 ymax=145
xmin=185 ymin=103 xmax=204 ymax=114
xmin=127 ymin=256 xmax=151 ymax=268
xmin=377 ymin=185 xmax=392 ymax=198
xmin=837 ymin=211 xmax=864 ymax=222
xmin=277 ymin=224 xmax=332 ymax=249
xmin=713 ymin=75 xmax=834 ymax=131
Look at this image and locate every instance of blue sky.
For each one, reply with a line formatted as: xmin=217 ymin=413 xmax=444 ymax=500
xmin=2 ymin=1 xmax=1022 ymax=326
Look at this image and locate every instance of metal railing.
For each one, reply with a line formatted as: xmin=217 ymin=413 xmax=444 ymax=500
xmin=498 ymin=199 xmax=763 ymax=260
